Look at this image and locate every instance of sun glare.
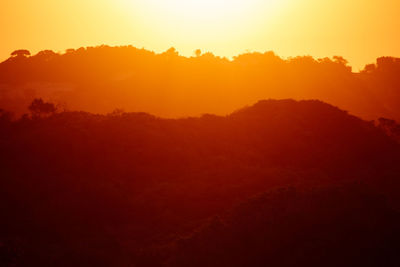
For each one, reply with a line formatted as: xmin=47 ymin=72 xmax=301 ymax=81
xmin=142 ymin=0 xmax=284 ymax=22
xmin=146 ymin=0 xmax=250 ymax=20
xmin=121 ymin=0 xmax=288 ymax=46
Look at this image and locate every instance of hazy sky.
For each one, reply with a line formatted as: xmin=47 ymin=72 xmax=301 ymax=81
xmin=1 ymin=0 xmax=399 ymax=70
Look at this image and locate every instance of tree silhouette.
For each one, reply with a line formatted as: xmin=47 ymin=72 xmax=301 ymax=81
xmin=165 ymin=47 xmax=178 ymax=56
xmin=195 ymin=49 xmax=202 ymax=57
xmin=10 ymin=49 xmax=31 ymax=58
xmin=333 ymin=56 xmax=348 ymax=66
xmin=35 ymin=50 xmax=58 ymax=61
xmin=362 ymin=64 xmax=376 ymax=73
xmin=28 ymin=98 xmax=57 ymax=117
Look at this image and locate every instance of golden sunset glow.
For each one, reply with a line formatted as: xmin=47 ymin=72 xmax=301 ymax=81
xmin=118 ymin=0 xmax=290 ymax=54
xmin=131 ymin=0 xmax=285 ymax=31
xmin=1 ymin=0 xmax=400 ymax=68
xmin=2 ymin=0 xmax=400 ymax=265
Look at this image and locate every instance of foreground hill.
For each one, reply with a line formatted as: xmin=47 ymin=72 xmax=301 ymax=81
xmin=1 ymin=99 xmax=400 ymax=266
xmin=1 ymin=46 xmax=400 ymax=120
xmin=171 ymin=185 xmax=400 ymax=267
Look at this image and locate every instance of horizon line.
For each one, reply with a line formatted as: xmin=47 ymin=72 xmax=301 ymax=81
xmin=1 ymin=44 xmax=392 ymax=72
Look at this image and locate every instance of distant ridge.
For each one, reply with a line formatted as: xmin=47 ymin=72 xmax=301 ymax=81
xmin=0 ymin=45 xmax=400 ymax=120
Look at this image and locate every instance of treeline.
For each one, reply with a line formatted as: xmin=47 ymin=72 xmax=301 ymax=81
xmin=1 ymin=99 xmax=400 ymax=266
xmin=1 ymin=45 xmax=400 ymax=120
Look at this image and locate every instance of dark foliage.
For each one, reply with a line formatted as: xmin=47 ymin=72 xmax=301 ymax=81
xmin=171 ymin=185 xmax=400 ymax=267
xmin=28 ymin=98 xmax=57 ymax=117
xmin=0 ymin=100 xmax=400 ymax=266
xmin=377 ymin=118 xmax=400 ymax=143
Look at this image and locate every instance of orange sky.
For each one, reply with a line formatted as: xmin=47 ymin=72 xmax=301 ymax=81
xmin=1 ymin=0 xmax=400 ymax=70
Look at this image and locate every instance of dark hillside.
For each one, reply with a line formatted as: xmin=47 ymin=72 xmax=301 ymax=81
xmin=1 ymin=99 xmax=400 ymax=266
xmin=170 ymin=185 xmax=400 ymax=267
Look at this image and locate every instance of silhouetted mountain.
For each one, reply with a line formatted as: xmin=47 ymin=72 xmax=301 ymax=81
xmin=1 ymin=99 xmax=400 ymax=266
xmin=1 ymin=45 xmax=400 ymax=120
